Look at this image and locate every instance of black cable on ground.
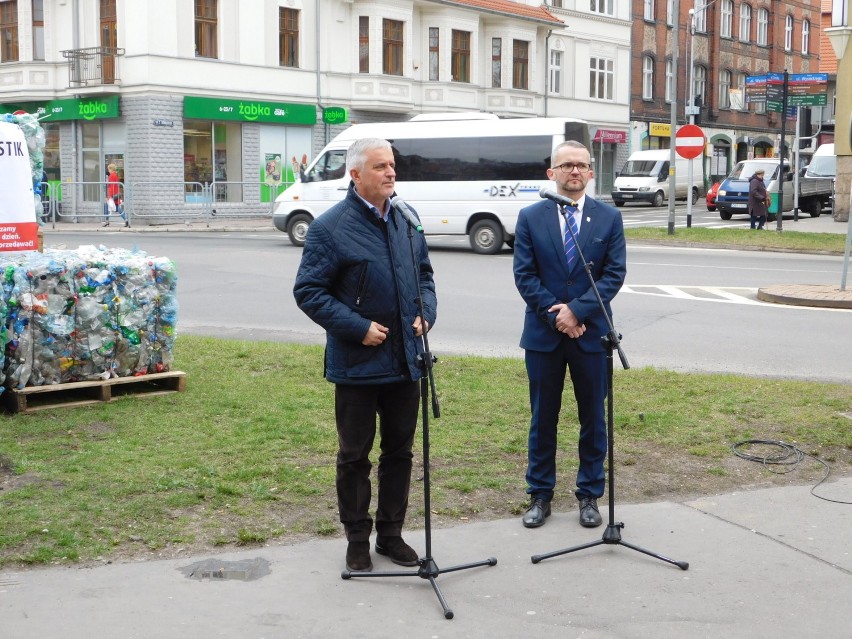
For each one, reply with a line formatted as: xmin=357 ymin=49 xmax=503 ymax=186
xmin=731 ymin=439 xmax=852 ymax=505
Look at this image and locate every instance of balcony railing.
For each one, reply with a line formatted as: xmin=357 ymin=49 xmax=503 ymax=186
xmin=60 ymin=46 xmax=125 ymax=87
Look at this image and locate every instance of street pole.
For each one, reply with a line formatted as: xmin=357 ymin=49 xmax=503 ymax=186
xmin=776 ymin=70 xmax=788 ymax=232
xmin=686 ymin=8 xmax=696 ymax=228
xmin=668 ymin=0 xmax=680 ymax=235
xmin=842 ymin=112 xmax=852 ymax=291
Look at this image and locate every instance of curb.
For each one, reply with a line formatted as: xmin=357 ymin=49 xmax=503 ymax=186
xmin=757 ymin=284 xmax=852 ymax=309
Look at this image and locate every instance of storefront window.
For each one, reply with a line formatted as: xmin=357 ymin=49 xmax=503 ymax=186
xmin=81 ymin=121 xmax=102 ymax=202
xmin=43 ymin=122 xmax=60 ymax=182
xmin=183 ymin=119 xmax=242 ymax=202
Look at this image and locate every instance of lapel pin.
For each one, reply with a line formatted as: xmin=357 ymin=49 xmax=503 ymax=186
xmin=586 ymin=217 xmax=591 ymax=223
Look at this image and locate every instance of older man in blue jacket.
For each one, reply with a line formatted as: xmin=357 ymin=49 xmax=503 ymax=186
xmin=294 ymin=138 xmax=437 ymax=573
xmin=513 ymin=140 xmax=626 ymax=530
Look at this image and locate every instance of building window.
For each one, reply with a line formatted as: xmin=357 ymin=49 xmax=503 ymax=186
xmin=451 ymin=29 xmax=470 ymax=82
xmin=644 ymin=0 xmax=654 ymax=20
xmin=195 ymin=0 xmax=217 ymax=58
xmin=491 ymin=37 xmax=501 ymax=88
xmin=100 ymin=0 xmax=118 ymax=83
xmin=551 ymin=0 xmax=563 ymax=7
xmin=666 ymin=0 xmax=673 ymax=25
xmin=720 ymin=0 xmax=733 ymax=38
xmin=590 ymin=56 xmax=614 ymax=100
xmin=383 ymin=18 xmax=403 ymax=76
xmin=279 ymin=8 xmax=299 ymax=67
xmin=694 ymin=0 xmax=707 ymax=32
xmin=757 ymin=8 xmax=768 ymax=45
xmin=591 ymin=0 xmax=614 ymax=16
xmin=1 ymin=0 xmax=19 ymax=62
xmin=738 ymin=72 xmax=749 ymax=111
xmin=665 ymin=58 xmax=673 ymax=103
xmin=802 ymin=19 xmax=809 ymax=54
xmin=512 ymin=39 xmax=529 ymax=90
xmin=32 ymin=0 xmax=44 ymax=60
xmin=359 ymin=16 xmax=369 ymax=73
xmin=693 ymin=64 xmax=706 ymax=107
xmin=719 ymin=69 xmax=732 ymax=108
xmin=738 ymin=4 xmax=751 ymax=43
xmin=784 ymin=15 xmax=793 ymax=50
xmin=549 ymin=49 xmax=562 ymax=94
xmin=429 ymin=27 xmax=439 ymax=81
xmin=642 ymin=55 xmax=654 ymax=99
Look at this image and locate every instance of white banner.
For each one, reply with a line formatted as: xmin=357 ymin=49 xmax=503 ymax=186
xmin=0 ymin=121 xmax=39 ymax=251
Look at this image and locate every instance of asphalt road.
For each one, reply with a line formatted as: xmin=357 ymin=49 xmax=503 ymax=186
xmin=43 ymin=227 xmax=852 ymax=384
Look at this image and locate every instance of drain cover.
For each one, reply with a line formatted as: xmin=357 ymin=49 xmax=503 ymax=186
xmin=180 ymin=557 xmax=271 ymax=581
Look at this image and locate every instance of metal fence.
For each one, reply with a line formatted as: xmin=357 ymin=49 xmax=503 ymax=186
xmin=40 ymin=180 xmax=285 ymax=228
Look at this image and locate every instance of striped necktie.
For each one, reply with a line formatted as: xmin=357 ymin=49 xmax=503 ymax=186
xmin=563 ymin=203 xmax=579 ymax=268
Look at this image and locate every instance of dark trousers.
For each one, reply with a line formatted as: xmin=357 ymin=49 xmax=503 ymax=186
xmin=750 ymin=212 xmax=766 ymax=229
xmin=524 ymin=339 xmax=607 ymax=502
xmin=334 ymin=380 xmax=420 ymax=542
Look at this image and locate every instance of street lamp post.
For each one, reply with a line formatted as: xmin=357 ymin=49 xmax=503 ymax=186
xmin=668 ymin=0 xmax=680 ymax=235
xmin=686 ymin=8 xmax=697 ymax=227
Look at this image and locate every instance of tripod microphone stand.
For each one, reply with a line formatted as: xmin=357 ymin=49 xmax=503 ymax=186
xmin=342 ymin=213 xmax=497 ymax=619
xmin=530 ymin=205 xmax=689 ymax=571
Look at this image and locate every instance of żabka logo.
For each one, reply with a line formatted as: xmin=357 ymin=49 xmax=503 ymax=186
xmin=238 ymin=102 xmax=271 ymax=121
xmin=78 ymin=101 xmax=108 ymax=120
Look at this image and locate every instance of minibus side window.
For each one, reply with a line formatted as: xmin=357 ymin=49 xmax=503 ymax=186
xmin=305 ymin=150 xmax=347 ymax=183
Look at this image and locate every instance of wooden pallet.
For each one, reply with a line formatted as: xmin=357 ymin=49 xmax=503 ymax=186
xmin=3 ymin=371 xmax=187 ymax=413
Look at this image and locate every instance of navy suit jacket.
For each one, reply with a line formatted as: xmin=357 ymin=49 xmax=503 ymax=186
xmin=513 ymin=196 xmax=626 ymax=353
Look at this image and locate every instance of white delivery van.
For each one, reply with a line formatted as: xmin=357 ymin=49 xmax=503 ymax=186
xmin=271 ymin=114 xmax=594 ymax=254
xmin=610 ymin=149 xmax=701 ymax=207
xmin=804 ymin=143 xmax=835 ymax=180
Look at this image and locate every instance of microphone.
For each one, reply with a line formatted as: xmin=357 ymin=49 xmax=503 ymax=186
xmin=539 ymin=187 xmax=578 ymax=209
xmin=390 ymin=196 xmax=424 ymax=232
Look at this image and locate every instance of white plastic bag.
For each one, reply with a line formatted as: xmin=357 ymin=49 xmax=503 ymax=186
xmin=107 ymin=197 xmax=117 ymax=213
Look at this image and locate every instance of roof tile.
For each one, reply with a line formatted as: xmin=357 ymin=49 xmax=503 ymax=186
xmin=432 ymin=0 xmax=564 ymax=25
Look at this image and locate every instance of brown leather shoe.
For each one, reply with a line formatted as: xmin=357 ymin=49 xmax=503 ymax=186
xmin=375 ymin=536 xmax=419 ymax=566
xmin=345 ymin=541 xmax=372 ymax=572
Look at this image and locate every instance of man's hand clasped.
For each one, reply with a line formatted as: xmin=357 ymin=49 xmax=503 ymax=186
xmin=548 ymin=303 xmax=586 ymax=339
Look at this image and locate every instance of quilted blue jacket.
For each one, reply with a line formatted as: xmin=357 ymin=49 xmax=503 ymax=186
xmin=293 ymin=184 xmax=437 ymax=384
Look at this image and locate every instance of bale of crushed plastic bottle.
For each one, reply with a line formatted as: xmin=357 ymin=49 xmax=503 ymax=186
xmin=1 ymin=246 xmax=178 ymax=389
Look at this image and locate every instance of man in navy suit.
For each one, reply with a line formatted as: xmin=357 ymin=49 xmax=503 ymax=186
xmin=513 ymin=140 xmax=626 ymax=529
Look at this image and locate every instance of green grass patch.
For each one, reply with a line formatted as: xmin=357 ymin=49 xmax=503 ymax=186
xmin=0 ymin=337 xmax=849 ymax=567
xmin=625 ymin=226 xmax=847 ymax=253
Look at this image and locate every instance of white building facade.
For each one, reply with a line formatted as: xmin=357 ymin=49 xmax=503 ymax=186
xmin=0 ymin=0 xmax=630 ymax=220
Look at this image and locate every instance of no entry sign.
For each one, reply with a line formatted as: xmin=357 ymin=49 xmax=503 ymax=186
xmin=675 ymin=124 xmax=706 ymax=160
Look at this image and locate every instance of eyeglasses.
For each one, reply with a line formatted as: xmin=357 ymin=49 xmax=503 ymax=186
xmin=552 ymin=162 xmax=591 ymax=174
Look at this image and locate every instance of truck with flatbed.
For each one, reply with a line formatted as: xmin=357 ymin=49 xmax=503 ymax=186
xmin=715 ymin=158 xmax=832 ymax=221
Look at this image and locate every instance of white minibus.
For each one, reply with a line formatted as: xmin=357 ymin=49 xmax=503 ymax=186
xmin=272 ymin=114 xmax=592 ymax=254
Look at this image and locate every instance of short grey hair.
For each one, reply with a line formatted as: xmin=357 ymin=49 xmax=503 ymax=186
xmin=551 ymin=140 xmax=590 ymax=166
xmin=346 ymin=138 xmax=393 ymax=174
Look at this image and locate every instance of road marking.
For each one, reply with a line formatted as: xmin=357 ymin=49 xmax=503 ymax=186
xmin=620 ymin=285 xmax=852 ymax=311
xmin=621 ymin=285 xmax=763 ymax=305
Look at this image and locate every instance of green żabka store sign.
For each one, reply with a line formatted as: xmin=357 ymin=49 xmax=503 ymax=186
xmin=2 ymin=96 xmax=120 ymax=121
xmin=184 ymin=96 xmax=317 ymax=124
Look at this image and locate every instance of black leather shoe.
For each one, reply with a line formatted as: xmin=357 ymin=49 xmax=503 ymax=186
xmin=375 ymin=536 xmax=419 ymax=566
xmin=346 ymin=541 xmax=372 ymax=572
xmin=522 ymin=498 xmax=551 ymax=528
xmin=578 ymin=496 xmax=602 ymax=528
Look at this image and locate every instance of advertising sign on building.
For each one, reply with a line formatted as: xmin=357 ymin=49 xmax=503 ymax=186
xmin=184 ymin=97 xmax=317 ymax=125
xmin=0 ymin=122 xmax=39 ymax=252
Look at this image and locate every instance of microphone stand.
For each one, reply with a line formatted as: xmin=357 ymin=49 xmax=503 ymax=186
xmin=342 ymin=214 xmax=497 ymax=619
xmin=530 ymin=204 xmax=689 ymax=571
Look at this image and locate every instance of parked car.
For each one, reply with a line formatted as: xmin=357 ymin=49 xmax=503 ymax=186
xmin=706 ymin=181 xmax=720 ymax=211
